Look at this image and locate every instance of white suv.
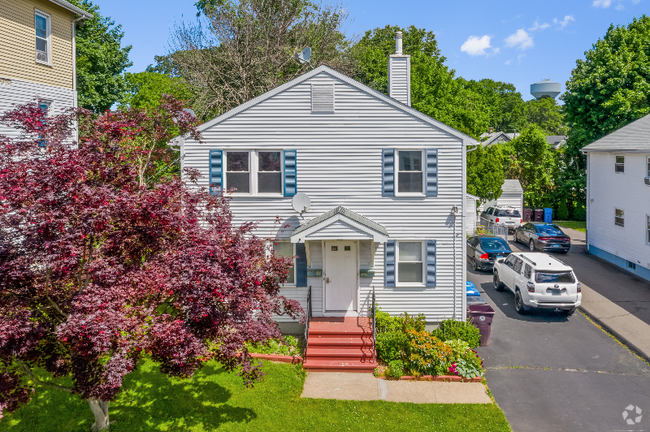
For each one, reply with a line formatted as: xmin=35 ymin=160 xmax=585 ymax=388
xmin=480 ymin=206 xmax=523 ymax=231
xmin=492 ymin=252 xmax=581 ymax=315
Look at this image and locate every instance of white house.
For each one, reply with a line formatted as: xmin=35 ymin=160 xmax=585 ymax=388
xmin=178 ymin=33 xmax=473 ymax=332
xmin=0 ymin=0 xmax=92 ymax=139
xmin=484 ymin=179 xmax=524 ymax=215
xmin=582 ymin=114 xmax=650 ymax=283
xmin=466 ymin=193 xmax=479 ymax=234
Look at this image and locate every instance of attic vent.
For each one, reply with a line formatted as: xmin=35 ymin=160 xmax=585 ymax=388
xmin=311 ymin=84 xmax=335 ymax=113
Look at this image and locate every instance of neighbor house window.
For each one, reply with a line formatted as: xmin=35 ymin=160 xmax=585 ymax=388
xmin=225 ymin=151 xmax=283 ymax=195
xmin=397 ymin=151 xmax=423 ymax=194
xmin=273 ymin=242 xmax=295 ymax=285
xmin=646 ymin=215 xmax=650 ymax=244
xmin=647 ymin=156 xmax=650 ymax=177
xmin=37 ymin=101 xmax=50 ymax=146
xmin=615 ymin=208 xmax=624 ymax=227
xmin=397 ymin=241 xmax=423 ymax=283
xmin=615 ymin=156 xmax=625 ymax=173
xmin=35 ymin=11 xmax=51 ymax=65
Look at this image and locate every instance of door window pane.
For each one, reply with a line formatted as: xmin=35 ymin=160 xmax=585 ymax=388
xmin=273 ymin=242 xmax=295 ymax=284
xmin=398 ymin=242 xmax=423 ymax=283
xmin=258 ymin=151 xmax=282 ymax=193
xmin=398 ymin=151 xmax=423 ymax=193
xmin=226 ymin=152 xmax=249 ymax=193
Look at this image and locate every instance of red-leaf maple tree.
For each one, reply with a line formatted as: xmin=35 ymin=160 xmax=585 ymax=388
xmin=0 ymin=101 xmax=302 ymax=430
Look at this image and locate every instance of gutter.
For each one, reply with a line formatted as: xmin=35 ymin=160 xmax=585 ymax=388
xmin=48 ymin=0 xmax=93 ymax=19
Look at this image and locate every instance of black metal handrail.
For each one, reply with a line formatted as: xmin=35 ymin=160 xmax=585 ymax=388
xmin=371 ymin=285 xmax=376 ymax=363
xmin=303 ymin=286 xmax=312 ymax=358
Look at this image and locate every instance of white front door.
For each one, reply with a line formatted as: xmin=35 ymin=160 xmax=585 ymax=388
xmin=325 ymin=241 xmax=357 ymax=312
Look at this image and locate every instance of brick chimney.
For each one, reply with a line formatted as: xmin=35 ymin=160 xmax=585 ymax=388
xmin=388 ymin=31 xmax=411 ymax=106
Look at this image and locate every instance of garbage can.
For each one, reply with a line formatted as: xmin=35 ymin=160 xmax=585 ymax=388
xmin=543 ymin=208 xmax=553 ymax=223
xmin=534 ymin=209 xmax=544 ymax=222
xmin=466 ymin=281 xmax=480 ymax=297
xmin=467 ymin=295 xmax=488 ymax=306
xmin=467 ymin=304 xmax=495 ymax=346
xmin=523 ymin=208 xmax=533 ymax=222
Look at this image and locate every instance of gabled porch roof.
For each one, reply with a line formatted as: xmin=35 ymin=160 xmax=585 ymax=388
xmin=290 ymin=206 xmax=389 ymax=244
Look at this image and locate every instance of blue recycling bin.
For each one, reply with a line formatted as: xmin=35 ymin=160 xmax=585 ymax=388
xmin=543 ymin=208 xmax=553 ymax=223
xmin=466 ymin=281 xmax=480 ymax=296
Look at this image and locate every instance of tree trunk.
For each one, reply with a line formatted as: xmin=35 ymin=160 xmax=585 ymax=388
xmin=88 ymin=398 xmax=110 ymax=431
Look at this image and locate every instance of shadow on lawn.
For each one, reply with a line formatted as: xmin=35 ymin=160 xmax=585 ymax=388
xmin=110 ymin=363 xmax=257 ymax=431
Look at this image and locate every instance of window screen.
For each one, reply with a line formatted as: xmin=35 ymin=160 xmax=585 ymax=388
xmin=258 ymin=151 xmax=281 ymax=193
xmin=226 ymin=152 xmax=250 ymax=193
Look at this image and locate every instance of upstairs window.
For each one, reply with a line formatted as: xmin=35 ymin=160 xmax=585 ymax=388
xmin=615 ymin=156 xmax=625 ymax=173
xmin=35 ymin=11 xmax=51 ymax=65
xmin=615 ymin=208 xmax=624 ymax=227
xmin=258 ymin=151 xmax=282 ymax=193
xmin=226 ymin=152 xmax=250 ymax=193
xmin=398 ymin=150 xmax=423 ymax=194
xmin=224 ymin=151 xmax=283 ymax=195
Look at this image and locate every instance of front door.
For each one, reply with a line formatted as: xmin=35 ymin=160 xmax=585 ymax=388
xmin=325 ymin=241 xmax=357 ymax=312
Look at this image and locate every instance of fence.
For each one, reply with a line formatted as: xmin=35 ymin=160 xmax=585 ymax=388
xmin=473 ymin=219 xmax=509 ymax=242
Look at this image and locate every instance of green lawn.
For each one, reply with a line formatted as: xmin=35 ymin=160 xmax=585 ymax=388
xmin=554 ymin=221 xmax=586 ymax=233
xmin=0 ymin=359 xmax=510 ymax=432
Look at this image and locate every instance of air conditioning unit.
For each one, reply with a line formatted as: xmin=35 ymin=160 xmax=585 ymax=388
xmin=36 ymin=50 xmax=48 ymax=63
xmin=644 ymin=177 xmax=650 ymax=186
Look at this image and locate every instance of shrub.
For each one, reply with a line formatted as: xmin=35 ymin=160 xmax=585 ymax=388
xmin=387 ymin=360 xmax=404 ymax=379
xmin=375 ymin=307 xmax=426 ymax=334
xmin=557 ymin=199 xmax=569 ymax=220
xmin=432 ymin=319 xmax=481 ymax=349
xmin=376 ymin=331 xmax=408 ymax=363
xmin=403 ymin=330 xmax=453 ymax=377
xmin=247 ymin=336 xmax=302 ymax=356
xmin=572 ymin=205 xmax=586 ymax=221
xmin=446 ymin=339 xmax=484 ymax=379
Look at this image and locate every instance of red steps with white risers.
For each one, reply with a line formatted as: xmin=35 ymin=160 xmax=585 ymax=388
xmin=303 ymin=317 xmax=377 ymax=372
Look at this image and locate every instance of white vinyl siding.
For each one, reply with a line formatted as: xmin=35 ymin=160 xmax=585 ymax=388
xmin=183 ymin=70 xmax=465 ymax=322
xmin=35 ymin=10 xmax=52 ymax=66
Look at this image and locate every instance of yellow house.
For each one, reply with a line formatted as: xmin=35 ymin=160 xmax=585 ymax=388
xmin=0 ymin=0 xmax=91 ymax=136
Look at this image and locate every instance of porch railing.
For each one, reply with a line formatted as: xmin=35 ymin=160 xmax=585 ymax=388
xmin=303 ymin=286 xmax=312 ymax=359
xmin=371 ymin=285 xmax=376 ymax=363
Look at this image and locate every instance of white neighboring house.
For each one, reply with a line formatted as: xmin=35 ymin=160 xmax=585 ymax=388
xmin=177 ymin=34 xmax=473 ymax=329
xmin=466 ymin=193 xmax=479 ymax=234
xmin=582 ymin=114 xmax=650 ymax=283
xmin=484 ymin=179 xmax=524 ymax=215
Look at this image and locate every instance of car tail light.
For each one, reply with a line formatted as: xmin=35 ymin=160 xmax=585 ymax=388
xmin=527 ymin=281 xmax=535 ymax=293
xmin=538 ymin=237 xmax=550 ymax=241
xmin=520 ymin=219 xmax=523 ymax=223
xmin=495 ymin=218 xmax=500 ymax=223
xmin=480 ymin=253 xmax=489 ymax=259
xmin=577 ymin=282 xmax=581 ymax=293
xmin=562 ymin=237 xmax=571 ymax=241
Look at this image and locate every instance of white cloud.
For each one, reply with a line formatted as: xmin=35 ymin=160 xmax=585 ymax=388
xmin=553 ymin=15 xmax=575 ymax=29
xmin=615 ymin=2 xmax=625 ymax=9
xmin=460 ymin=35 xmax=492 ymax=56
xmin=592 ymin=0 xmax=613 ymax=7
xmin=504 ymin=59 xmax=512 ymax=65
xmin=505 ymin=29 xmax=534 ymax=50
xmin=529 ymin=21 xmax=550 ymax=31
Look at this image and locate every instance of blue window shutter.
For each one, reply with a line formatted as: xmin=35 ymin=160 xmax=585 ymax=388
xmin=426 ymin=239 xmax=436 ymax=287
xmin=209 ymin=150 xmax=223 ymax=194
xmin=425 ymin=148 xmax=438 ymax=197
xmin=382 ymin=148 xmax=395 ymax=197
xmin=295 ymin=243 xmax=307 ymax=287
xmin=284 ymin=150 xmax=297 ymax=197
xmin=385 ymin=240 xmax=396 ymax=287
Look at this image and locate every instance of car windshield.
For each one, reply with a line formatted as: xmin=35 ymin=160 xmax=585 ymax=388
xmin=535 ymin=271 xmax=575 ymax=283
xmin=496 ymin=209 xmax=521 ymax=217
xmin=536 ymin=225 xmax=564 ymax=235
xmin=479 ymin=238 xmax=510 ymax=250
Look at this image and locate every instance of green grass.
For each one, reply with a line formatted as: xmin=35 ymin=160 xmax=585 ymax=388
xmin=553 ymin=221 xmax=586 ymax=233
xmin=0 ymin=359 xmax=510 ymax=432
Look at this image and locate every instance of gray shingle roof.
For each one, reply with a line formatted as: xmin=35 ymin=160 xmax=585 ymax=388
xmin=502 ymin=179 xmax=523 ymax=194
xmin=291 ymin=206 xmax=389 ymax=237
xmin=582 ymin=114 xmax=650 ymax=152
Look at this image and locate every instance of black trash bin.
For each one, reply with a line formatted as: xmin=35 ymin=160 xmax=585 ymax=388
xmin=523 ymin=208 xmax=533 ymax=222
xmin=467 ymin=304 xmax=495 ymax=346
xmin=534 ymin=209 xmax=544 ymax=222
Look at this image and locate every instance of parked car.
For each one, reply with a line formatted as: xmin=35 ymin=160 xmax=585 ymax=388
xmin=492 ymin=252 xmax=581 ymax=315
xmin=480 ymin=206 xmax=523 ymax=231
xmin=514 ymin=222 xmax=571 ymax=253
xmin=467 ymin=235 xmax=512 ymax=271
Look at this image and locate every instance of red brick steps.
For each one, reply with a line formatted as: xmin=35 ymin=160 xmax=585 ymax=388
xmin=303 ymin=317 xmax=377 ymax=373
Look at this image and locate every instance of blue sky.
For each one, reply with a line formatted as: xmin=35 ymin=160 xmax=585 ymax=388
xmin=99 ymin=0 xmax=647 ymax=101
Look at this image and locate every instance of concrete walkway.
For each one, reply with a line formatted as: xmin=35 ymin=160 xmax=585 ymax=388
xmin=559 ymin=227 xmax=650 ymax=363
xmin=301 ymin=372 xmax=492 ymax=404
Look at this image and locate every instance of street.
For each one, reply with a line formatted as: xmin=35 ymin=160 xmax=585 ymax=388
xmin=472 ymin=233 xmax=650 ymax=432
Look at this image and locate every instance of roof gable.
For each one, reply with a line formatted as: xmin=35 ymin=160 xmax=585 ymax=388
xmin=582 ymin=114 xmax=650 ymax=152
xmin=290 ymin=206 xmax=389 ymax=243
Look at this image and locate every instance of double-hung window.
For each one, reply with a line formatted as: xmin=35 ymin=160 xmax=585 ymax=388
xmin=397 ymin=150 xmax=423 ymax=194
xmin=273 ymin=242 xmax=295 ymax=285
xmin=615 ymin=156 xmax=625 ymax=173
xmin=615 ymin=208 xmax=624 ymax=227
xmin=397 ymin=241 xmax=423 ymax=284
xmin=35 ymin=11 xmax=51 ymax=65
xmin=225 ymin=151 xmax=283 ymax=195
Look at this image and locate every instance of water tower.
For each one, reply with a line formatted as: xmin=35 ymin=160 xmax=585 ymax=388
xmin=530 ymin=79 xmax=561 ymax=99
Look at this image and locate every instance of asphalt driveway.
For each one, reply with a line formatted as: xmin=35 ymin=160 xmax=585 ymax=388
xmin=470 ymin=235 xmax=650 ymax=432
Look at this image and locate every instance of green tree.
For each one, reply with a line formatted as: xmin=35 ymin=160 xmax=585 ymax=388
xmin=508 ymin=126 xmax=558 ymax=208
xmin=466 ymin=144 xmax=506 ymax=203
xmin=460 ymin=79 xmax=527 ymax=133
xmin=525 ymin=97 xmax=568 ymax=135
xmin=121 ymin=72 xmax=193 ymax=109
xmin=68 ymin=0 xmax=132 ymax=112
xmin=353 ymin=25 xmax=490 ymax=138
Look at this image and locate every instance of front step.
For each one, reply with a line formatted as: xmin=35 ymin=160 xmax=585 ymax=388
xmin=306 ymin=347 xmax=374 ymax=358
xmin=302 ymin=358 xmax=377 ymax=372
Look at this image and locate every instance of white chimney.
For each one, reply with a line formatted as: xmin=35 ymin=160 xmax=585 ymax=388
xmin=388 ymin=31 xmax=410 ymax=106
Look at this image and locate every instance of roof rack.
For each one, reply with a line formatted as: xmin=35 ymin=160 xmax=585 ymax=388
xmin=549 ymin=255 xmax=569 ymax=267
xmin=519 ymin=254 xmax=537 ymax=267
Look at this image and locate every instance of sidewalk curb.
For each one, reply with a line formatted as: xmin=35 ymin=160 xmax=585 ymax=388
xmin=578 ymin=306 xmax=650 ymax=365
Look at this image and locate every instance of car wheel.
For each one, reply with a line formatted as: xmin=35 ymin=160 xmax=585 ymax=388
xmin=515 ymin=290 xmax=528 ymax=314
xmin=493 ymin=271 xmax=504 ymax=291
xmin=529 ymin=240 xmax=535 ymax=252
xmin=471 ymin=257 xmax=478 ymax=271
xmin=563 ymin=308 xmax=575 ymax=316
